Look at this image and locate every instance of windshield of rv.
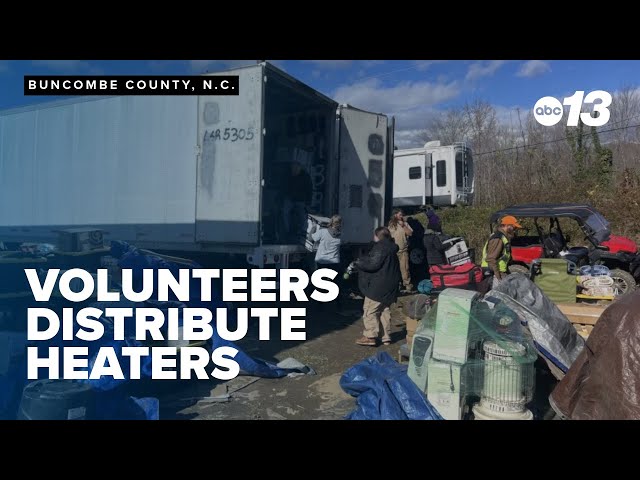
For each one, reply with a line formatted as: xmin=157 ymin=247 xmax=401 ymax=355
xmin=583 ymin=212 xmax=611 ymax=244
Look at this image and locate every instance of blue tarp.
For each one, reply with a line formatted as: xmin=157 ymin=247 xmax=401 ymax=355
xmin=340 ymin=352 xmax=443 ymax=420
xmin=111 ymin=241 xmax=313 ymax=380
xmin=212 ymin=329 xmax=312 ymax=378
xmin=111 ymin=241 xmax=205 ymax=303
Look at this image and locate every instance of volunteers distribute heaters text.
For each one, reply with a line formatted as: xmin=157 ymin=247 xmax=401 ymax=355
xmin=24 ymin=268 xmax=339 ymax=381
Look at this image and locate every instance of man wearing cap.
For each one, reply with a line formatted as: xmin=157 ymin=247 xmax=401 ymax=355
xmin=481 ymin=215 xmax=522 ymax=288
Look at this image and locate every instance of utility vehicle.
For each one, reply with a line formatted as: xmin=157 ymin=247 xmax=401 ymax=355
xmin=490 ymin=203 xmax=640 ymax=295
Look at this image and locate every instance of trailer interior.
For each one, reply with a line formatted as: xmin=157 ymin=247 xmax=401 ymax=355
xmin=261 ymin=69 xmax=338 ymax=244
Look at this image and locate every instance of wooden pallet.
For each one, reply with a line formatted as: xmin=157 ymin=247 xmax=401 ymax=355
xmin=557 ymin=303 xmax=609 ymax=339
xmin=557 ymin=303 xmax=606 ymax=325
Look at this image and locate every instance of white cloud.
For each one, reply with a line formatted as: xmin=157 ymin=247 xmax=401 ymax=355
xmin=465 ymin=60 xmax=507 ymax=81
xmin=516 ymin=60 xmax=551 ymax=78
xmin=393 ymin=104 xmax=537 ymax=149
xmin=394 ymin=107 xmax=439 ymax=131
xmin=412 ymin=60 xmax=448 ymax=71
xmin=304 ymin=60 xmax=352 ymax=69
xmin=333 ymin=78 xmax=460 ymax=113
xmin=395 ymin=128 xmax=428 ymax=149
xmin=32 ymin=60 xmax=93 ymax=72
xmin=493 ymin=105 xmax=531 ymax=134
xmin=332 ymin=78 xmax=460 ymax=149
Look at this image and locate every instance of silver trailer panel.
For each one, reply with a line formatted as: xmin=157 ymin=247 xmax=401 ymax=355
xmin=0 ymin=95 xmax=199 ymax=243
xmin=338 ymin=106 xmax=389 ymax=243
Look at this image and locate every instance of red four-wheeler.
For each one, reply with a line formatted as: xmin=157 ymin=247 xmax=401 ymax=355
xmin=490 ymin=204 xmax=640 ymax=295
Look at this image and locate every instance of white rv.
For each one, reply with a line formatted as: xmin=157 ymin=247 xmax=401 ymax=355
xmin=392 ymin=141 xmax=474 ymax=209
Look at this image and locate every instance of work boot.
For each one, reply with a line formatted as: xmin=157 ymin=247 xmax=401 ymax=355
xmin=355 ymin=336 xmax=377 ymax=346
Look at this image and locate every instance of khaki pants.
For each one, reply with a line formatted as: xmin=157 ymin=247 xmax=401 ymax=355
xmin=398 ymin=251 xmax=413 ymax=290
xmin=362 ymin=297 xmax=392 ymax=342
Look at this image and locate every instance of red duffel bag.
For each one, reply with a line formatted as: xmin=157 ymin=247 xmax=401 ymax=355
xmin=429 ymin=262 xmax=483 ymax=289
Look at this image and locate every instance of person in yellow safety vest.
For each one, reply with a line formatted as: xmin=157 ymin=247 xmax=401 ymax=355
xmin=481 ymin=215 xmax=523 ymax=288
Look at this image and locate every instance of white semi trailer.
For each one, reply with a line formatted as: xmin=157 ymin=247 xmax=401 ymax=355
xmin=392 ymin=141 xmax=474 ymax=209
xmin=0 ymin=62 xmax=395 ymax=268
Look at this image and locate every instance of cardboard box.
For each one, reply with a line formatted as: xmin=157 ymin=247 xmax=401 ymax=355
xmin=405 ymin=316 xmax=419 ymax=347
xmin=57 ymin=228 xmax=104 ymax=253
xmin=443 ymin=238 xmax=470 ymax=266
xmin=304 ymin=215 xmax=331 ymax=252
xmin=427 ymin=359 xmax=463 ymax=420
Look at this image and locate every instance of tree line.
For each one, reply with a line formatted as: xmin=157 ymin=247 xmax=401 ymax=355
xmin=420 ymin=86 xmax=640 ymax=240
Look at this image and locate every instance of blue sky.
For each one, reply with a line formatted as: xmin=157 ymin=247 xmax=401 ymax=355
xmin=1 ymin=59 xmax=638 ymax=147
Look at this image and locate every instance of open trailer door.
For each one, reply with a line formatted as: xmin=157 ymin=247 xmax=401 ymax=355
xmin=337 ymin=105 xmax=390 ymax=244
xmin=195 ymin=64 xmax=264 ymax=245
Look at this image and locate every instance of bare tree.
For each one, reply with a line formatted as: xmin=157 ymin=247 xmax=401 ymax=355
xmin=609 ymin=85 xmax=640 ymax=170
xmin=424 ymin=107 xmax=468 ymax=145
xmin=413 ymin=84 xmax=640 ymax=213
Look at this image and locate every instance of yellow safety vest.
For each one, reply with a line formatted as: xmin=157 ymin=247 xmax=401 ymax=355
xmin=481 ymin=232 xmax=511 ymax=273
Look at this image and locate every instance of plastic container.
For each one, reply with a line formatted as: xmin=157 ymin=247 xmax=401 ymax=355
xmin=579 ymin=264 xmax=611 ymax=277
xmin=17 ymin=380 xmax=95 ymax=420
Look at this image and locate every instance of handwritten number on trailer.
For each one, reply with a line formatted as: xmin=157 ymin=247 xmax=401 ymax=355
xmin=205 ymin=128 xmax=255 ymax=141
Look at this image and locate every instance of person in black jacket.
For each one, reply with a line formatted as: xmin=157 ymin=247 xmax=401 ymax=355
xmin=354 ymin=226 xmax=401 ymax=346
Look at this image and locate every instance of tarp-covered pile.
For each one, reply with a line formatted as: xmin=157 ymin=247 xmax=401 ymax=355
xmin=550 ymin=290 xmax=640 ymax=420
xmin=490 ymin=273 xmax=585 ymax=374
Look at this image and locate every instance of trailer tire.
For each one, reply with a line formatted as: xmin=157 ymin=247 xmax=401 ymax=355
xmin=610 ymin=269 xmax=637 ymax=296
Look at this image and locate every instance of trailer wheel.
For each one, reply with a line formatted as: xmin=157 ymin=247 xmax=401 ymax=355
xmin=610 ymin=269 xmax=637 ymax=296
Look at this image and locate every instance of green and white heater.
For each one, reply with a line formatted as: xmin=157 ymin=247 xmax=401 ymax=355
xmin=427 ymin=288 xmax=480 ymax=420
xmin=471 ymin=340 xmax=535 ymax=420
